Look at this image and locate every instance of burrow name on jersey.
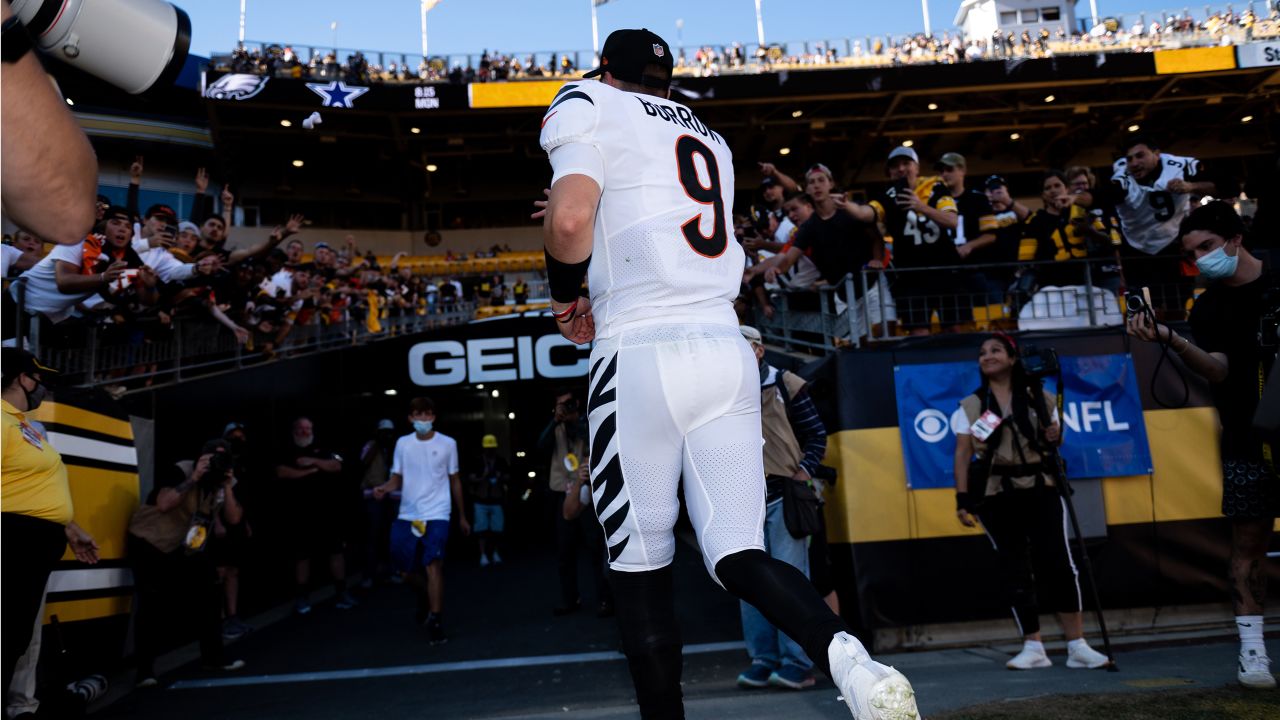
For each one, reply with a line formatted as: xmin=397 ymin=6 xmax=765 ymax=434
xmin=634 ymin=97 xmax=723 ymax=146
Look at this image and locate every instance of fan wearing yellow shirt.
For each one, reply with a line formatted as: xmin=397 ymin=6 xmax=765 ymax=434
xmin=1 ymin=349 xmax=99 ymax=693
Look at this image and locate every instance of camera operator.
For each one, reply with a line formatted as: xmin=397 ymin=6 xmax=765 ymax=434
xmin=0 ymin=1 xmax=98 ymax=247
xmin=954 ymin=334 xmax=1111 ymax=671
xmin=126 ymin=439 xmax=245 ymax=688
xmin=1126 ymin=201 xmax=1279 ymax=689
xmin=538 ymin=388 xmax=607 ymax=616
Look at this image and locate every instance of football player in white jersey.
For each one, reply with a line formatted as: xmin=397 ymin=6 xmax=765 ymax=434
xmin=538 ymin=29 xmax=919 ymax=720
xmin=1082 ymin=136 xmax=1215 ymax=314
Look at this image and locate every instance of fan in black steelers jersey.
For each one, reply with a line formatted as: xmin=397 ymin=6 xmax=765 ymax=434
xmin=848 ymin=146 xmax=961 ymax=334
xmin=534 ymin=27 xmax=920 ymax=720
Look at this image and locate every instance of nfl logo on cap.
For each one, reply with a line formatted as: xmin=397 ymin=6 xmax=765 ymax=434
xmin=653 ymin=43 xmax=664 ymax=57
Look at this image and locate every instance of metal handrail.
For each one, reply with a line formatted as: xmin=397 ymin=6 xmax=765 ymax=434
xmin=752 ymin=256 xmax=1190 ymax=354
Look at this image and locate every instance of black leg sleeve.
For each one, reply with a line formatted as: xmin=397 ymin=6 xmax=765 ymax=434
xmin=715 ymin=549 xmax=849 ymax=680
xmin=978 ymin=492 xmax=1041 ymax=636
xmin=609 ymin=566 xmax=684 ymax=720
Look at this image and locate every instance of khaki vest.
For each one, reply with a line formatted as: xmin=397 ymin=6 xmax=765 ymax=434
xmin=761 ymin=368 xmax=808 ymax=479
xmin=960 ymin=388 xmax=1058 ymax=495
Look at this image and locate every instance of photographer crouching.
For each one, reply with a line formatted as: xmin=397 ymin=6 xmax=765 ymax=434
xmin=954 ymin=334 xmax=1111 ymax=671
xmin=1126 ymin=201 xmax=1279 ymax=689
xmin=126 ymin=440 xmax=246 ymax=688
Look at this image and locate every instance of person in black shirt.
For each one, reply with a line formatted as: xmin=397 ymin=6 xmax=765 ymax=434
xmin=275 ymin=417 xmax=357 ymax=615
xmin=938 ymin=153 xmax=999 ymax=305
xmin=977 ymin=176 xmax=1031 ymax=301
xmin=766 ymin=164 xmax=889 ymax=341
xmin=1126 ymin=201 xmax=1278 ymax=689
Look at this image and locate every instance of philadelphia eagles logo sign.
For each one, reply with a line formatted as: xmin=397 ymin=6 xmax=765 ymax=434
xmin=204 ymin=74 xmax=270 ymax=101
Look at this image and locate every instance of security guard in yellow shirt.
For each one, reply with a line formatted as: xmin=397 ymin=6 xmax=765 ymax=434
xmin=2 ymin=349 xmax=98 ymax=692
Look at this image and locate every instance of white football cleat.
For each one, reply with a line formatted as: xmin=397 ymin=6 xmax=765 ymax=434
xmin=1238 ymin=649 xmax=1277 ymax=689
xmin=828 ymin=632 xmax=920 ymax=720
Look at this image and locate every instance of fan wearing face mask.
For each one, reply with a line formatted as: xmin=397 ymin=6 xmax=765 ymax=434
xmin=1 ymin=349 xmax=99 ymax=694
xmin=1126 ymin=200 xmax=1280 ymax=689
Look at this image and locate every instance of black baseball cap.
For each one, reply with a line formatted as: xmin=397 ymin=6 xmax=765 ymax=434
xmin=761 ymin=177 xmax=779 ymax=190
xmin=144 ymin=204 xmax=176 ymax=221
xmin=102 ymin=205 xmax=131 ymax=222
xmin=583 ymin=28 xmax=673 ymax=90
xmin=984 ymin=175 xmax=1009 ymax=190
xmin=1 ymin=348 xmax=59 ymax=386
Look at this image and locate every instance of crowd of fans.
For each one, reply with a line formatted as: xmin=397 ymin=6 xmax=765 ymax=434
xmin=1 ymin=158 xmax=543 ymax=384
xmin=735 ymin=132 xmax=1238 ymax=344
xmin=219 ymin=5 xmax=1279 ymax=84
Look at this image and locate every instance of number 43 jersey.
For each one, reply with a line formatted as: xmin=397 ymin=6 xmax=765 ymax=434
xmin=540 ymin=80 xmax=744 ymax=340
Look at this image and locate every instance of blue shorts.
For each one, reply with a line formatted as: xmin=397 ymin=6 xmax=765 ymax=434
xmin=390 ymin=519 xmax=449 ymax=572
xmin=473 ymin=503 xmax=504 ymax=534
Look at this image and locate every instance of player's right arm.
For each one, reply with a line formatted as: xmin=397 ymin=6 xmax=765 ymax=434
xmin=540 ymin=83 xmax=603 ymax=345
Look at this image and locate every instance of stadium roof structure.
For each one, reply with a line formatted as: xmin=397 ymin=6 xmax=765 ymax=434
xmin=61 ymin=47 xmax=1278 ymax=230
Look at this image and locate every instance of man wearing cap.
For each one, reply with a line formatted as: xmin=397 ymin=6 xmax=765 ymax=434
xmin=466 ymin=434 xmax=509 ymax=567
xmin=849 ymin=146 xmax=962 ymax=335
xmin=538 ymin=26 xmax=919 ymax=720
xmin=1 ymin=349 xmax=100 ymax=692
xmin=212 ymin=421 xmax=256 ymax=641
xmin=734 ymin=326 xmax=829 ymax=692
xmin=981 ymin=176 xmax=1033 ymax=298
xmin=938 ymin=153 xmax=999 ymax=303
xmin=173 ymin=221 xmax=202 ymax=262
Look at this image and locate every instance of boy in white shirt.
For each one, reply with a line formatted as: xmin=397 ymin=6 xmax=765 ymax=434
xmin=374 ymin=397 xmax=469 ymax=644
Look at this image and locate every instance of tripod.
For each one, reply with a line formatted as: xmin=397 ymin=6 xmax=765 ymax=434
xmin=1028 ymin=363 xmax=1119 ymax=672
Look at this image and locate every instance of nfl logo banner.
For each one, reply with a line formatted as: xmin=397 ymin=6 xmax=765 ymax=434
xmin=893 ymin=354 xmax=1153 ymax=489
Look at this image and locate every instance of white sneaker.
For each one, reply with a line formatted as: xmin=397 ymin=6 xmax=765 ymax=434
xmin=479 ymin=554 xmax=490 ymax=567
xmin=491 ymin=551 xmax=502 ymax=564
xmin=1238 ymin=649 xmax=1277 ymax=689
xmin=1006 ymin=645 xmax=1052 ymax=670
xmin=1066 ymin=642 xmax=1111 ymax=669
xmin=828 ymin=632 xmax=920 ymax=720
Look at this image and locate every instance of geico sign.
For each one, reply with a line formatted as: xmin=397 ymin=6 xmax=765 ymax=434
xmin=408 ymin=335 xmax=590 ymax=386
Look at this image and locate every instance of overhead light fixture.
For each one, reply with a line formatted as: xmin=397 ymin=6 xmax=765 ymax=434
xmin=778 ymin=148 xmax=791 ymax=156
xmin=280 ymin=119 xmax=292 ymax=127
xmin=1241 ymin=115 xmax=1254 ymax=123
xmin=291 ymin=159 xmax=305 ymax=167
xmin=384 ymin=389 xmax=397 ymax=396
xmin=1009 ymin=132 xmax=1021 ymax=140
xmin=476 ymin=384 xmax=485 ymax=389
xmin=426 ymin=164 xmax=438 ymax=172
xmin=1043 ymin=95 xmax=1055 ymax=103
xmin=901 ymin=139 xmax=914 ymax=148
xmin=410 ymin=127 xmax=421 ymax=134
xmin=527 ymin=471 xmax=536 ymax=478
xmin=927 ymin=103 xmax=938 ymax=111
xmin=516 ymin=451 xmax=526 ymax=458
xmin=65 ymin=98 xmax=74 ymax=106
xmin=507 ymin=412 xmax=515 ymax=419
xmin=491 ymin=389 xmax=499 ymax=398
xmin=791 ymin=110 xmax=803 ymax=118
xmin=1127 ymin=124 xmax=1141 ymax=132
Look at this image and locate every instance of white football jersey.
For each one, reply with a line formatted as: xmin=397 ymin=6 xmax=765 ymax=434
xmin=540 ymin=80 xmax=743 ymax=339
xmin=1111 ymin=152 xmax=1200 ymax=254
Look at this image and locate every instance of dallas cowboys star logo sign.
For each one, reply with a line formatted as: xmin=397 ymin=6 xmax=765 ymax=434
xmin=305 ymin=81 xmax=370 ymax=108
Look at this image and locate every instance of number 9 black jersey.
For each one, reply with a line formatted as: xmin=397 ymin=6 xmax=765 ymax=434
xmin=539 ymin=80 xmax=743 ymax=339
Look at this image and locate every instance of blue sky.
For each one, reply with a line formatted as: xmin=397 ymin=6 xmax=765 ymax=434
xmin=178 ymin=1 xmax=1174 ymax=60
